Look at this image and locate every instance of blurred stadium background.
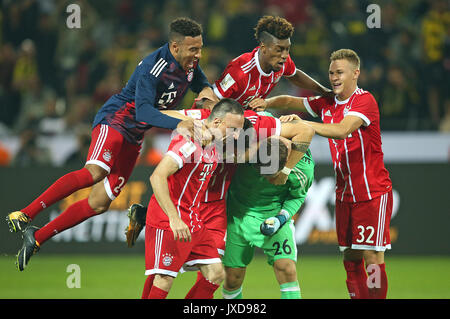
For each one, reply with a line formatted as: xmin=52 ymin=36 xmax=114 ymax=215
xmin=0 ymin=0 xmax=449 ymax=299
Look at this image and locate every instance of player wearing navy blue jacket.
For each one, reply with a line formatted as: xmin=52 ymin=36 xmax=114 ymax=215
xmin=8 ymin=17 xmax=214 ymax=271
xmin=93 ymin=36 xmax=210 ymax=144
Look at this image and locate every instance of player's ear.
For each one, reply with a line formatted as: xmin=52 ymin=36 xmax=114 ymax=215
xmin=259 ymin=42 xmax=267 ymax=53
xmin=353 ymin=68 xmax=360 ymax=80
xmin=212 ymin=118 xmax=222 ymax=127
xmin=170 ymin=41 xmax=179 ymax=54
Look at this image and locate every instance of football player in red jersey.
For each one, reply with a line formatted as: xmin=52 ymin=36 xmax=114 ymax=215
xmin=257 ymin=49 xmax=392 ymax=299
xmin=143 ymin=98 xmax=245 ymax=299
xmin=211 ymin=15 xmax=331 ymax=109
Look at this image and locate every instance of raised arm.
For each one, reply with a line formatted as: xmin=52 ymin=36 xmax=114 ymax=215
xmin=287 ymin=69 xmax=332 ymax=96
xmin=149 ymin=155 xmax=191 ymax=242
xmin=248 ymin=95 xmax=308 ymax=113
xmin=267 ymin=119 xmax=314 ymax=185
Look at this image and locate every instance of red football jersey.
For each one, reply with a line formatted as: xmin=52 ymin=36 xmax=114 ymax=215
xmin=179 ymin=108 xmax=281 ymax=202
xmin=304 ymin=87 xmax=392 ymax=203
xmin=146 ymin=134 xmax=217 ymax=232
xmin=212 ymin=47 xmax=297 ymax=108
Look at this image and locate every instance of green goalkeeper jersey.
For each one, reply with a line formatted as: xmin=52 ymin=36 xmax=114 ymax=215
xmin=227 ymin=149 xmax=315 ymax=220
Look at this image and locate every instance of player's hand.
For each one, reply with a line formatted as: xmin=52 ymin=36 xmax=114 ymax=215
xmin=260 ymin=210 xmax=290 ymax=236
xmin=169 ymin=217 xmax=191 ymax=242
xmin=176 ymin=119 xmax=210 ymax=144
xmin=248 ymin=98 xmax=267 ymax=112
xmin=260 ymin=217 xmax=280 ymax=236
xmin=267 ymin=171 xmax=289 ymax=185
xmin=279 ymin=114 xmax=301 ymax=123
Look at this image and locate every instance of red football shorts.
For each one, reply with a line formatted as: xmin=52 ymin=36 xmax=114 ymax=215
xmin=145 ymin=225 xmax=221 ymax=277
xmin=335 ymin=191 xmax=392 ymax=252
xmin=86 ymin=124 xmax=141 ymax=200
xmin=201 ymin=199 xmax=227 ymax=255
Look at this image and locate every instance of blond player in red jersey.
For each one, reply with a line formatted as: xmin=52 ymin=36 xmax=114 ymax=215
xmin=253 ymin=49 xmax=393 ymax=299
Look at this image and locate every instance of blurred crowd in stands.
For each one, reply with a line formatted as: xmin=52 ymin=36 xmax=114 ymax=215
xmin=0 ymin=0 xmax=449 ymax=167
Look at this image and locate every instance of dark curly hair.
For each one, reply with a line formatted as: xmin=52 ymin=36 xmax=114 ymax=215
xmin=169 ymin=17 xmax=202 ymax=42
xmin=254 ymin=16 xmax=294 ymax=43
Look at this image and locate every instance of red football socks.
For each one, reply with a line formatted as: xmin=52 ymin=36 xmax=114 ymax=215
xmin=22 ymin=168 xmax=94 ymax=220
xmin=141 ymin=275 xmax=155 ymax=299
xmin=185 ymin=271 xmax=205 ymax=299
xmin=148 ymin=286 xmax=168 ymax=299
xmin=34 ymin=198 xmax=97 ymax=245
xmin=367 ymin=263 xmax=388 ymax=299
xmin=185 ymin=272 xmax=219 ymax=299
xmin=344 ymin=259 xmax=369 ymax=299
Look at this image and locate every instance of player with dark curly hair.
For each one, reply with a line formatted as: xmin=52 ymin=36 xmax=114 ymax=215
xmin=212 ymin=15 xmax=330 ymax=109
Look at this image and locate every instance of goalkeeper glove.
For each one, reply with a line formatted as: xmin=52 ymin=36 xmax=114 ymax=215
xmin=260 ymin=210 xmax=290 ymax=236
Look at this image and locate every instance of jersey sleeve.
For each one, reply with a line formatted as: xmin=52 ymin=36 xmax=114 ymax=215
xmin=254 ymin=115 xmax=281 ymax=141
xmin=135 ymin=63 xmax=181 ymax=129
xmin=190 ymin=64 xmax=211 ymax=94
xmin=302 ymin=95 xmax=331 ymax=118
xmin=165 ymin=134 xmax=198 ymax=169
xmin=282 ymin=54 xmax=297 ymax=77
xmin=179 ymin=108 xmax=211 ymax=120
xmin=346 ymin=93 xmax=378 ymax=127
xmin=281 ymin=166 xmax=314 ymax=218
xmin=212 ymin=62 xmax=243 ymax=100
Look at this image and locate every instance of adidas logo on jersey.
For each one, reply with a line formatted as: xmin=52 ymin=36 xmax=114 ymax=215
xmin=249 ymin=85 xmax=256 ymax=91
xmin=168 ymin=82 xmax=175 ymax=90
xmin=325 ymin=110 xmax=332 ymax=116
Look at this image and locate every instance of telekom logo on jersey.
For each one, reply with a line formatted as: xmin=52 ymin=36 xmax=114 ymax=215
xmin=199 ymin=163 xmax=214 ymax=182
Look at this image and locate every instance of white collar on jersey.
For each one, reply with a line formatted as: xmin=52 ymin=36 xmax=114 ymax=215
xmin=334 ymin=86 xmax=359 ymax=105
xmin=255 ymin=49 xmax=272 ymax=77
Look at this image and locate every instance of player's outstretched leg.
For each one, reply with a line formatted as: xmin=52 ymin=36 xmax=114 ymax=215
xmin=16 ymin=226 xmax=40 ymax=271
xmin=6 ymin=166 xmax=100 ymax=233
xmin=6 ymin=211 xmax=31 ymax=233
xmin=125 ymin=203 xmax=147 ymax=247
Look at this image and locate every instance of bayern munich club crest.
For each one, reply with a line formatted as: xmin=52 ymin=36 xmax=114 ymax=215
xmin=187 ymin=69 xmax=194 ymax=82
xmin=162 ymin=253 xmax=174 ymax=266
xmin=102 ymin=149 xmax=112 ymax=162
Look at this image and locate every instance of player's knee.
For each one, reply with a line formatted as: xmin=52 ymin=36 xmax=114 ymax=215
xmin=363 ymin=250 xmax=384 ymax=265
xmin=91 ymin=204 xmax=109 ymax=214
xmin=85 ymin=164 xmax=108 ymax=183
xmin=87 ymin=194 xmax=111 ymax=215
xmin=154 ymin=274 xmax=174 ymax=292
xmin=224 ymin=267 xmax=245 ymax=289
xmin=274 ymin=259 xmax=297 ymax=279
xmin=205 ymin=265 xmax=225 ymax=285
xmin=343 ymin=248 xmax=364 ymax=261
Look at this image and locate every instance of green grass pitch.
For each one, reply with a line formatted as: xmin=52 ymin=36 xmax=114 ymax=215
xmin=0 ymin=254 xmax=449 ymax=299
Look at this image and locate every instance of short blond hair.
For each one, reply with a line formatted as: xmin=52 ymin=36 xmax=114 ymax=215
xmin=330 ymin=49 xmax=360 ymax=69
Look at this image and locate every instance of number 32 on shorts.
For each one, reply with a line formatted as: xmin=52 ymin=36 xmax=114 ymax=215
xmin=356 ymin=225 xmax=375 ymax=244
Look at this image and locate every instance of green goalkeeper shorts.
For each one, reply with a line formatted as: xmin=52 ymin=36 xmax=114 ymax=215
xmin=222 ymin=213 xmax=297 ymax=268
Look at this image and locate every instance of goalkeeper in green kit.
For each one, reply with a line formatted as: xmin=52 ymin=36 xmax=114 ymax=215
xmin=222 ymin=116 xmax=315 ymax=299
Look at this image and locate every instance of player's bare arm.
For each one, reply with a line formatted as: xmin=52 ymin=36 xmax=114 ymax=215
xmin=248 ymin=96 xmax=308 ymax=113
xmin=304 ymin=115 xmax=364 ymax=140
xmin=288 ymin=69 xmax=333 ymax=96
xmin=268 ymin=95 xmax=308 ymax=112
xmin=149 ymin=155 xmax=192 ymax=242
xmin=267 ymin=120 xmax=314 ymax=185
